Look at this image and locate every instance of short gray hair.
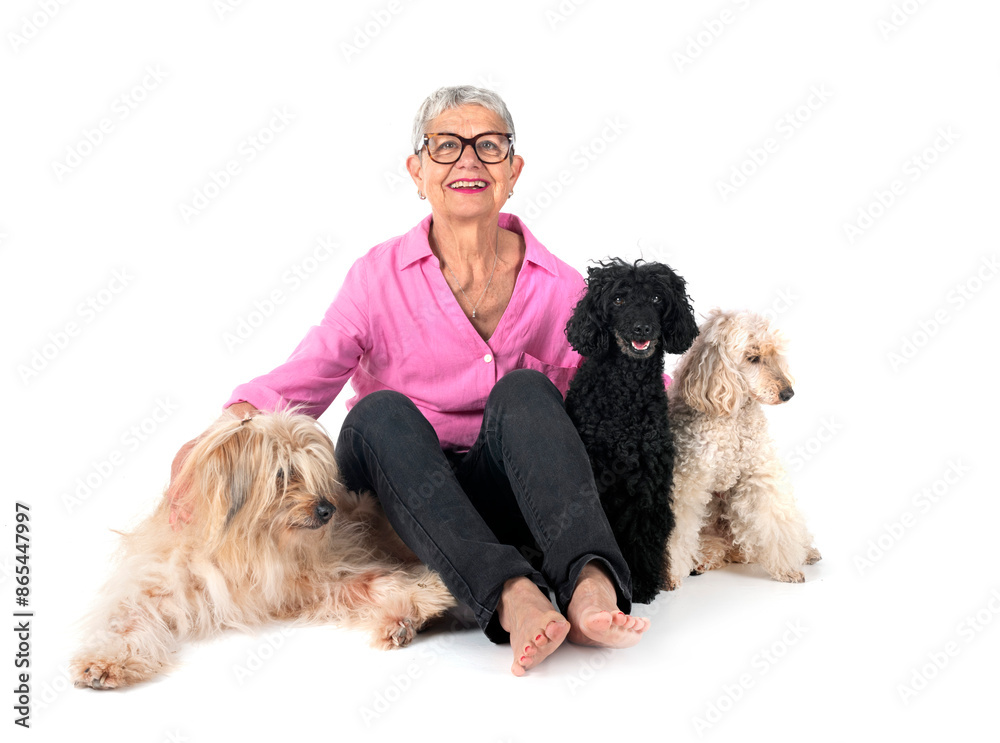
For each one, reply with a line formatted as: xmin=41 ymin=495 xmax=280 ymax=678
xmin=411 ymin=85 xmax=516 ymax=154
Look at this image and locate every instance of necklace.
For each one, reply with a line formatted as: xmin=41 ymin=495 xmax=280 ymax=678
xmin=443 ymin=231 xmax=499 ymax=319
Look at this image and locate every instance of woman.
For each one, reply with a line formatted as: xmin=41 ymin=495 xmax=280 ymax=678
xmin=169 ymin=86 xmax=649 ymax=676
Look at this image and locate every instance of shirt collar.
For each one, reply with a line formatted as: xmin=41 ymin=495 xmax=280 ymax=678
xmin=397 ymin=213 xmax=559 ymax=277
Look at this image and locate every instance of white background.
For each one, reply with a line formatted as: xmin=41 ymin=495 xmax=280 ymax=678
xmin=2 ymin=1 xmax=998 ymax=741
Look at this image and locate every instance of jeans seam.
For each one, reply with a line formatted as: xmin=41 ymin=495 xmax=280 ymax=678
xmin=343 ymin=425 xmax=491 ymax=618
xmin=490 ymin=425 xmax=553 ymax=550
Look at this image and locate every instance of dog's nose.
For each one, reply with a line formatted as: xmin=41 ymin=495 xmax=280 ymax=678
xmin=779 ymin=387 xmax=794 ymax=402
xmin=633 ymin=322 xmax=653 ymax=338
xmin=314 ymin=500 xmax=336 ymax=523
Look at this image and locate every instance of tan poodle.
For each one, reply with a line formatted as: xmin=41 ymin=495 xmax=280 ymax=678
xmin=665 ymin=309 xmax=820 ymax=589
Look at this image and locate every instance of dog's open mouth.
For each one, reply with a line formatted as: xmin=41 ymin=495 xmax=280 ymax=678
xmin=615 ymin=333 xmax=658 ymax=359
xmin=628 ymin=339 xmax=656 ymax=358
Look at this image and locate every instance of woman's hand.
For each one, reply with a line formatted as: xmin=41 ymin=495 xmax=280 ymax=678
xmin=166 ymin=402 xmax=259 ymax=528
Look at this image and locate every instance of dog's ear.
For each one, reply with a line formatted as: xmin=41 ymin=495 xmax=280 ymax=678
xmin=225 ymin=465 xmax=252 ymax=526
xmin=655 ymin=265 xmax=699 ymax=354
xmin=677 ymin=314 xmax=748 ymax=416
xmin=566 ymin=265 xmax=611 ymax=358
xmin=176 ymin=422 xmax=253 ymax=538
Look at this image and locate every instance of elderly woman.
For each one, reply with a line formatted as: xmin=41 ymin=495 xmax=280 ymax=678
xmin=171 ymin=86 xmax=649 ymax=676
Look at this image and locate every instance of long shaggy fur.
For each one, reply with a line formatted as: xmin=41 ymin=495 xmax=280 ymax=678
xmin=565 ymin=258 xmax=699 ymax=603
xmin=665 ymin=309 xmax=821 ymax=589
xmin=71 ymin=411 xmax=455 ymax=690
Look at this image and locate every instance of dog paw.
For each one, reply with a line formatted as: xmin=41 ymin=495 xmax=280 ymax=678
xmin=373 ymin=619 xmax=416 ymax=650
xmin=773 ymin=569 xmax=805 ymax=584
xmin=70 ymin=655 xmax=152 ymax=690
xmin=724 ymin=546 xmax=750 ymax=564
xmin=392 ymin=619 xmax=416 ymax=647
xmin=665 ymin=575 xmax=683 ymax=591
xmin=805 ymin=547 xmax=822 ymax=565
xmin=694 ymin=558 xmax=724 ymax=574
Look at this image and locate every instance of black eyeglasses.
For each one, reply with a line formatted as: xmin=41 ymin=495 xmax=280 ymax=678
xmin=419 ymin=132 xmax=514 ymax=164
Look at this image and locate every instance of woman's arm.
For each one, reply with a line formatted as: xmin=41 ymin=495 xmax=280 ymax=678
xmin=166 ymin=254 xmax=373 ymax=525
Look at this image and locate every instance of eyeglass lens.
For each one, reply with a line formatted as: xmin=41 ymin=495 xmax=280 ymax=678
xmin=425 ymin=133 xmax=510 ymax=163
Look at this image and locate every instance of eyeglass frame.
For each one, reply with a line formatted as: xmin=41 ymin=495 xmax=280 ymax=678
xmin=418 ymin=131 xmax=515 ymax=164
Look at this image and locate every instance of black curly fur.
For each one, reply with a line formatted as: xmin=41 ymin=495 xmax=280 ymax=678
xmin=564 ymin=258 xmax=698 ymax=603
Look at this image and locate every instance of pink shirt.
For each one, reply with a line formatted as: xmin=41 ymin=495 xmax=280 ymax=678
xmin=226 ymin=213 xmax=589 ymax=450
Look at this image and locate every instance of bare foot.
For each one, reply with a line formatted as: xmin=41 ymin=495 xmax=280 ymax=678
xmin=566 ymin=562 xmax=649 ymax=648
xmin=496 ymin=577 xmax=569 ymax=677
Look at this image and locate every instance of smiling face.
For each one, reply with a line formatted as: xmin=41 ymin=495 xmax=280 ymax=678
xmin=407 ymin=104 xmax=523 ymax=224
xmin=607 ymin=279 xmax=665 ymax=361
xmin=566 ymin=259 xmax=698 ymax=362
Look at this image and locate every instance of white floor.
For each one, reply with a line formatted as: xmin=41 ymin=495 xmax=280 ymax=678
xmin=35 ymin=442 xmax=996 ymax=742
xmin=4 ymin=2 xmax=999 ymax=741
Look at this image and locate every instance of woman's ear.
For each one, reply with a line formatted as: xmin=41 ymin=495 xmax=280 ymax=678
xmin=508 ymin=153 xmax=525 ymax=191
xmin=406 ymin=153 xmax=424 ymax=194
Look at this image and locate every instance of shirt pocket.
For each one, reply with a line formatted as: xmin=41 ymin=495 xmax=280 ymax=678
xmin=516 ymin=352 xmax=579 ymax=397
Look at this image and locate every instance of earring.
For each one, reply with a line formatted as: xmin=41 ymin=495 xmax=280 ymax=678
xmin=418 ymin=190 xmax=426 ymax=200
xmin=508 ymin=190 xmax=513 ymax=198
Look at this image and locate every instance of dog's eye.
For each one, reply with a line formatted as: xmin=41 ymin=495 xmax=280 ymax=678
xmin=651 ymin=295 xmax=661 ymax=304
xmin=748 ymin=355 xmax=760 ymax=364
xmin=613 ymin=296 xmax=624 ymax=306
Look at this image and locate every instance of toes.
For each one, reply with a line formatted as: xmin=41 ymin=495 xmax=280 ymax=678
xmin=544 ymin=619 xmax=569 ymax=642
xmin=528 ymin=621 xmax=567 ymax=659
xmin=617 ymin=611 xmax=651 ymax=633
xmin=569 ymin=609 xmax=648 ymax=648
xmin=73 ymin=661 xmax=112 ymax=690
xmin=390 ymin=619 xmax=416 ymax=647
xmin=611 ymin=612 xmax=645 ymax=632
xmin=585 ymin=610 xmax=614 ymax=635
xmin=512 ymin=620 xmax=569 ymax=676
xmin=515 ymin=651 xmax=536 ymax=675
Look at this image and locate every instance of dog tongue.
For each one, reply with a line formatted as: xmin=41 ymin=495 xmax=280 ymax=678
xmin=632 ymin=340 xmax=650 ymax=351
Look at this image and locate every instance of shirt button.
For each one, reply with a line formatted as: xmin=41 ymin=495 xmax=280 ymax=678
xmin=484 ymin=353 xmax=493 ymax=363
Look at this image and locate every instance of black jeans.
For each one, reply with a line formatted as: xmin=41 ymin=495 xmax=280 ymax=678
xmin=335 ymin=369 xmax=632 ymax=643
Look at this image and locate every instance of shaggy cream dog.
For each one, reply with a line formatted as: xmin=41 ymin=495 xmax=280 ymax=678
xmin=665 ymin=309 xmax=820 ymax=589
xmin=71 ymin=411 xmax=455 ymax=690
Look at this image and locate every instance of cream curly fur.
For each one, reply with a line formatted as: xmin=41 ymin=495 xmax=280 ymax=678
xmin=665 ymin=309 xmax=820 ymax=589
xmin=71 ymin=411 xmax=455 ymax=690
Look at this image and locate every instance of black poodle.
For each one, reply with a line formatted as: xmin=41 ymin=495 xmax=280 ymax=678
xmin=565 ymin=258 xmax=699 ymax=603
